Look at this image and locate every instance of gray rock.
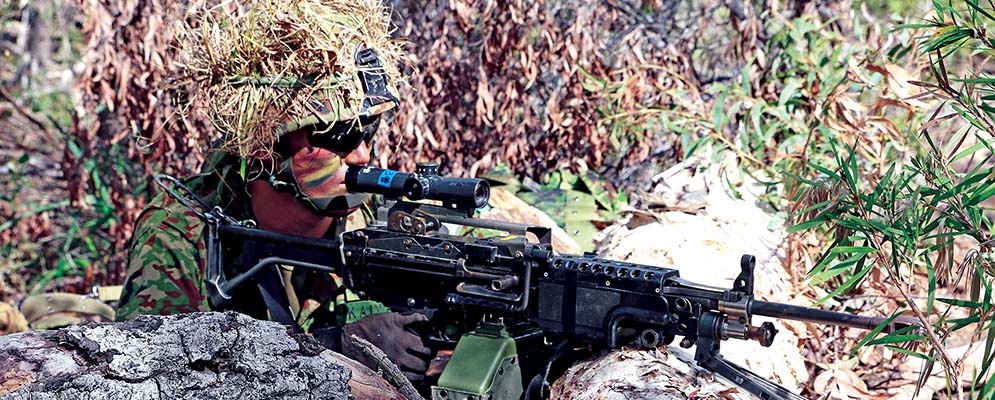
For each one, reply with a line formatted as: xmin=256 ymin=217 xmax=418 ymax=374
xmin=0 ymin=311 xmax=351 ymax=400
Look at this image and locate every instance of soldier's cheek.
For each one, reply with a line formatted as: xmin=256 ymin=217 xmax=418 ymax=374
xmin=291 ymin=148 xmax=347 ymax=198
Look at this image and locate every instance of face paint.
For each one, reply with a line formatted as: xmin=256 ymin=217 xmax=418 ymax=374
xmin=267 ymin=114 xmax=380 ymax=217
xmin=291 ymin=146 xmax=370 ymax=216
xmin=292 ymin=147 xmax=347 ymax=199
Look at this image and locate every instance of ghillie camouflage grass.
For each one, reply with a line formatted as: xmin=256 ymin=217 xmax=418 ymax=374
xmin=175 ymin=0 xmax=404 ymax=162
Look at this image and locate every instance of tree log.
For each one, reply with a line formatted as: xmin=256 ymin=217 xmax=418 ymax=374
xmin=550 ymin=347 xmax=756 ymax=400
xmin=0 ymin=311 xmax=405 ymax=400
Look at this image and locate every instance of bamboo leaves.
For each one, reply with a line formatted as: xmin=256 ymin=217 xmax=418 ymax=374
xmin=786 ymin=1 xmax=995 ymax=396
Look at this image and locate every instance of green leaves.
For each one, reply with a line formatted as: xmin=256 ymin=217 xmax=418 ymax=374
xmin=787 ymin=216 xmax=829 ymax=233
xmin=850 ymin=312 xmax=906 ymax=355
xmin=830 ymin=246 xmax=879 ymax=254
xmin=937 ymin=297 xmax=984 ymax=308
xmin=868 ymin=333 xmax=927 ymax=345
xmin=778 ymin=3 xmax=995 ymax=392
xmin=965 ymin=0 xmax=995 ymax=23
xmin=921 ymin=26 xmax=974 ymax=53
xmin=778 ymin=78 xmax=803 ymax=108
xmin=813 ymin=260 xmax=875 ymax=306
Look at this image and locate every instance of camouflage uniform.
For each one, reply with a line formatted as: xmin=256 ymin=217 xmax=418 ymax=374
xmin=481 ymin=166 xmax=628 ymax=252
xmin=115 ymin=190 xmax=212 ymax=319
xmin=117 ymin=152 xmax=368 ymax=329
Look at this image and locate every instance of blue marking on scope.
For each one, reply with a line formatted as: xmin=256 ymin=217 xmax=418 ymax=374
xmin=377 ymin=170 xmax=398 ymax=188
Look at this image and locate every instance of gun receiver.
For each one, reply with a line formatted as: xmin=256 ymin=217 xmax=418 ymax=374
xmin=196 ymin=166 xmax=917 ymax=400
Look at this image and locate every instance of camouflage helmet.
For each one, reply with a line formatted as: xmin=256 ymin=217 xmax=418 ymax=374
xmin=179 ymin=0 xmax=404 ymax=160
xmin=272 ymin=47 xmax=400 ymax=141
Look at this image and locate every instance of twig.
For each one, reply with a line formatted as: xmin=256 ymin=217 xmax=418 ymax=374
xmin=347 ymin=334 xmax=425 ymax=400
xmin=0 ymin=86 xmax=57 ymax=143
xmin=708 ymin=131 xmax=764 ymax=165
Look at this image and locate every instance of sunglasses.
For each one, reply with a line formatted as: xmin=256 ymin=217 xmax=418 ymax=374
xmin=274 ymin=114 xmax=381 ymax=159
xmin=307 ymin=114 xmax=381 ymax=154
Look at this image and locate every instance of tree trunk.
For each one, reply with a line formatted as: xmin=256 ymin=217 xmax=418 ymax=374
xmin=0 ymin=311 xmax=405 ymax=400
xmin=550 ymin=347 xmax=757 ymax=400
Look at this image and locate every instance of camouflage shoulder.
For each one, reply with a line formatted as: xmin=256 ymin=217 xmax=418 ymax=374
xmin=577 ymin=170 xmax=628 ymax=214
xmin=116 ymin=192 xmax=211 ymax=321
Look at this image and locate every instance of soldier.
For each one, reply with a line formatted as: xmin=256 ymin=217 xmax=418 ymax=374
xmin=116 ymin=0 xmax=432 ymax=383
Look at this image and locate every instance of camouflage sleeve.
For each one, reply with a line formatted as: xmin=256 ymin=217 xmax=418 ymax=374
xmin=115 ymin=193 xmax=210 ymax=321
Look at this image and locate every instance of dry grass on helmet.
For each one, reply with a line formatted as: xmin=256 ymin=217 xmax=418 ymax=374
xmin=174 ymin=0 xmax=404 ymax=163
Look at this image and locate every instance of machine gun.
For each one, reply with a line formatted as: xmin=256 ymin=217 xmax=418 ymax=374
xmin=184 ymin=164 xmax=916 ymax=400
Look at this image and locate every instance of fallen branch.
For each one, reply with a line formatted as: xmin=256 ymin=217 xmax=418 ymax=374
xmin=347 ymin=334 xmax=425 ymax=400
xmin=0 ymin=86 xmax=57 ymax=143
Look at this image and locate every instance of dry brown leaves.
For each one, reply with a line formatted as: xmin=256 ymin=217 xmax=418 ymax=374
xmin=383 ymin=0 xmax=597 ymax=177
xmin=814 ymin=368 xmax=897 ymax=400
xmin=382 ymin=0 xmax=697 ymax=179
xmin=70 ymin=0 xmax=217 ymax=282
xmin=818 ymin=59 xmax=922 ymax=169
xmin=67 ymin=0 xmax=736 ymax=279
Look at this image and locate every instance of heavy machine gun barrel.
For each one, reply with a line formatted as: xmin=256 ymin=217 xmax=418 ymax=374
xmin=750 ymin=301 xmax=914 ymax=332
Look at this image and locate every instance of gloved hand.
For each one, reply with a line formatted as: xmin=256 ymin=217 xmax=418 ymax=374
xmin=341 ymin=312 xmax=432 ymax=382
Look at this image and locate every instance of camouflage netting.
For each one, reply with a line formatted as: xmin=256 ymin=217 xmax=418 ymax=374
xmin=175 ymin=0 xmax=403 ymax=162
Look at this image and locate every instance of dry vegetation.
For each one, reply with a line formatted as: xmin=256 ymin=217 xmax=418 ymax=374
xmin=175 ymin=0 xmax=405 ymax=162
xmin=6 ymin=0 xmax=995 ymax=398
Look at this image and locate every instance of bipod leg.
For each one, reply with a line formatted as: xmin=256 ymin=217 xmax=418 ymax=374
xmin=524 ymin=340 xmax=573 ymax=400
xmin=695 ymin=313 xmax=804 ymax=400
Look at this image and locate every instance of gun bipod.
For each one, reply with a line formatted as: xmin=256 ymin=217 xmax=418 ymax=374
xmin=695 ymin=312 xmax=805 ymax=400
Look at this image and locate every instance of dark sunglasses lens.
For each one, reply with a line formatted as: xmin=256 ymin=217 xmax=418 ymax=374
xmin=308 ymin=116 xmax=379 ymax=153
xmin=309 ymin=124 xmax=364 ymax=153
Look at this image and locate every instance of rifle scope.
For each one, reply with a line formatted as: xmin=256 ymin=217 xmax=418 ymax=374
xmin=345 ymin=164 xmax=490 ymax=209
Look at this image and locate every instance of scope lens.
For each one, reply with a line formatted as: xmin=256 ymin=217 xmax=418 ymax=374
xmin=474 ymin=182 xmax=490 ymax=207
